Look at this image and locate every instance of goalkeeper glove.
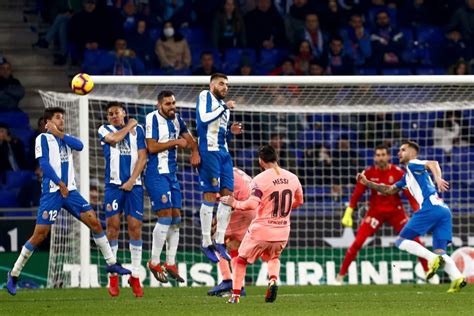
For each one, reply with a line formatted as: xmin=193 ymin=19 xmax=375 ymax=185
xmin=341 ymin=207 xmax=354 ymax=227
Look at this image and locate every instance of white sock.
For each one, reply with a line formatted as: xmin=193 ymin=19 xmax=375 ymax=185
xmin=398 ymin=239 xmax=437 ymax=262
xmin=93 ymin=232 xmax=116 ymax=265
xmin=442 ymin=254 xmax=463 ymax=281
xmin=11 ymin=242 xmax=36 ymax=277
xmin=110 ymin=239 xmax=118 ymax=259
xmin=151 ymin=222 xmax=170 ymax=265
xmin=166 ymin=225 xmax=180 ymax=265
xmin=200 ymin=203 xmax=214 ymax=247
xmin=129 ymin=240 xmax=142 ymax=277
xmin=216 ymin=202 xmax=232 ymax=244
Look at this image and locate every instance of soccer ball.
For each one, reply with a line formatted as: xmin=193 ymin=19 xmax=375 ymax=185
xmin=71 ymin=73 xmax=94 ymax=95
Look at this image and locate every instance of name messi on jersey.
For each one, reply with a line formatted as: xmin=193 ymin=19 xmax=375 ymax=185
xmin=272 ymin=178 xmax=289 ymax=186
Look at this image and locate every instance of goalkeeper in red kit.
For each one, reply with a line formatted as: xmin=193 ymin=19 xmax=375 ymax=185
xmin=335 ymin=144 xmax=429 ymax=283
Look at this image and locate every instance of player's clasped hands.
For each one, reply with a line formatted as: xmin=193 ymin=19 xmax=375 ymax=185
xmin=226 ymin=100 xmax=235 ymax=109
xmin=175 ymin=138 xmax=188 ymax=149
xmin=357 ymin=171 xmax=368 ymax=185
xmin=220 ymin=195 xmax=235 ymax=207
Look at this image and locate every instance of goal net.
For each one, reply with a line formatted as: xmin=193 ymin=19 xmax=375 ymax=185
xmin=40 ymin=76 xmax=474 ymax=288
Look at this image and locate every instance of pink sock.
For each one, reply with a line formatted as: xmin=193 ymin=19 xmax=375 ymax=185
xmin=218 ymin=257 xmax=232 ymax=280
xmin=267 ymin=258 xmax=280 ymax=281
xmin=232 ymin=257 xmax=247 ymax=293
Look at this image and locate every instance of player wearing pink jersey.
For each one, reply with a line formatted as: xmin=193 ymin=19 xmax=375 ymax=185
xmin=208 ymin=167 xmax=256 ymax=296
xmin=220 ymin=145 xmax=304 ymax=304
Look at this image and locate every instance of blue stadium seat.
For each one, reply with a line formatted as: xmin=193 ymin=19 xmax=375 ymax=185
xmin=354 ymin=67 xmax=377 ymax=75
xmin=191 ymin=48 xmax=222 ymax=70
xmin=258 ymin=48 xmax=289 ymax=68
xmin=0 ymin=112 xmax=29 ymax=127
xmin=148 ymin=27 xmax=162 ymax=42
xmin=416 ymin=26 xmax=445 ymax=47
xmin=180 ymin=27 xmax=209 ymax=49
xmin=0 ymin=190 xmax=18 ymax=207
xmin=4 ymin=170 xmax=34 ymax=190
xmin=381 ymin=68 xmax=413 ymax=75
xmin=415 ymin=67 xmax=446 ymax=75
xmin=9 ymin=128 xmax=34 ymax=151
xmin=223 ymin=48 xmax=257 ymax=73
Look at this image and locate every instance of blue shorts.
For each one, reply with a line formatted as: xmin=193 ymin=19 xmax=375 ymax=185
xmin=37 ymin=190 xmax=91 ymax=225
xmin=145 ymin=173 xmax=182 ymax=211
xmin=104 ymin=184 xmax=144 ymax=221
xmin=400 ymin=205 xmax=452 ymax=242
xmin=198 ymin=150 xmax=234 ymax=193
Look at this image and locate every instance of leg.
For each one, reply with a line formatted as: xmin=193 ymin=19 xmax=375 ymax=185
xmin=265 ymin=257 xmax=280 ymax=303
xmin=149 ymin=208 xmax=171 ymax=283
xmin=389 ymin=210 xmax=429 ymax=273
xmin=127 ymin=215 xmax=143 ymax=277
xmin=201 ymin=192 xmax=216 ymax=247
xmin=106 ymin=214 xmax=120 ymax=258
xmin=338 ymin=214 xmax=380 ymax=278
xmin=215 ymin=153 xmax=235 ymax=248
xmin=232 ymin=257 xmax=248 ymax=296
xmin=216 ymin=188 xmax=233 ymax=245
xmin=12 ymin=224 xmax=50 ymax=277
xmin=163 ymin=208 xmax=185 ymax=282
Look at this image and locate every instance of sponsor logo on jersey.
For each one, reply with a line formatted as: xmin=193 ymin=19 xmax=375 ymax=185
xmin=42 ymin=211 xmax=49 ymax=220
xmin=35 ymin=146 xmax=41 ymax=154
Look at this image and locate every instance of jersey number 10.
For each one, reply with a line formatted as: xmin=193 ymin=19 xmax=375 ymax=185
xmin=270 ymin=189 xmax=293 ymax=218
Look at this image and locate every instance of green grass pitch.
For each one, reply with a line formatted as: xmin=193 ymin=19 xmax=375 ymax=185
xmin=0 ymin=285 xmax=472 ymax=315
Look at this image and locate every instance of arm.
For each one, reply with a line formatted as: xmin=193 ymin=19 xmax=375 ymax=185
xmin=46 ymin=121 xmax=83 ymax=151
xmin=119 ymin=148 xmax=147 ymax=191
xmin=181 ymin=132 xmax=200 ymax=168
xmin=38 ymin=156 xmax=68 ymax=198
xmin=425 ymin=160 xmax=449 ymax=192
xmin=358 ymin=171 xmax=401 ymax=195
xmin=292 ymin=184 xmax=304 ymax=209
xmin=220 ymin=186 xmax=262 ymax=211
xmin=146 ymin=138 xmax=187 ymax=154
xmin=197 ymin=91 xmax=227 ymax=124
xmin=341 ymin=178 xmax=367 ymax=227
xmin=102 ymin=119 xmax=138 ymax=146
xmin=182 ymin=40 xmax=191 ymax=68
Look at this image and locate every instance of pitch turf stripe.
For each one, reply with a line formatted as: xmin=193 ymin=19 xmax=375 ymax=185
xmin=0 ymin=266 xmax=47 ymax=282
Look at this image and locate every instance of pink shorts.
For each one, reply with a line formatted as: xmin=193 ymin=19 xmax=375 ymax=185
xmin=225 ymin=209 xmax=255 ymax=243
xmin=238 ymin=233 xmax=287 ymax=264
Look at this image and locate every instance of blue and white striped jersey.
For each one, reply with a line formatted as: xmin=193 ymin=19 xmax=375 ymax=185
xmin=395 ymin=159 xmax=447 ymax=209
xmin=145 ymin=110 xmax=188 ymax=175
xmin=98 ymin=124 xmax=146 ymax=185
xmin=196 ymin=90 xmax=230 ymax=152
xmin=35 ymin=133 xmax=77 ymax=193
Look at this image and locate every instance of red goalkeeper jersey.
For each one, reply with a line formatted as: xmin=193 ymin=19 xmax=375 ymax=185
xmin=349 ymin=164 xmax=419 ymax=212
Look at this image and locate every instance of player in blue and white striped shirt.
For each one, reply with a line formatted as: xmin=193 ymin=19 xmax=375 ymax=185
xmin=145 ymin=90 xmax=200 ymax=283
xmin=196 ymin=73 xmax=243 ymax=263
xmin=359 ymin=140 xmax=466 ymax=293
xmin=98 ymin=102 xmax=147 ymax=297
xmin=7 ymin=107 xmax=130 ymax=296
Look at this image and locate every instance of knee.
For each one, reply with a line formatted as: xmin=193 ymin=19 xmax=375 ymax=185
xmin=394 ymin=238 xmax=405 ymax=249
xmin=128 ymin=224 xmax=142 ymax=240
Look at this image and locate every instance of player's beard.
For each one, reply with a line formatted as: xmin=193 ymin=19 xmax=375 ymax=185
xmin=212 ymin=88 xmax=226 ymax=100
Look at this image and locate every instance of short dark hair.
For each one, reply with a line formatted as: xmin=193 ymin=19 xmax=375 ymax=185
xmin=157 ymin=90 xmax=175 ymax=103
xmin=402 ymin=140 xmax=420 ymax=153
xmin=106 ymin=101 xmax=125 ymax=112
xmin=258 ymin=144 xmax=278 ymax=163
xmin=210 ymin=73 xmax=228 ymax=82
xmin=375 ymin=144 xmax=390 ymax=154
xmin=200 ymin=51 xmax=213 ymax=59
xmin=44 ymin=107 xmax=65 ymax=121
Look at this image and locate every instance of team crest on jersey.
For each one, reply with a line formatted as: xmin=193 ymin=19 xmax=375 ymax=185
xmin=161 ymin=194 xmax=168 ymax=203
xmin=106 ymin=203 xmax=112 ymax=211
xmin=388 ymin=176 xmax=394 ymax=184
xmin=42 ymin=211 xmax=49 ymax=220
xmin=212 ymin=178 xmax=219 ymax=187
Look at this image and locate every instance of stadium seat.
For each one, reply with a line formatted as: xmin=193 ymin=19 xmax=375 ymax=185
xmin=223 ymin=48 xmax=257 ymax=73
xmin=381 ymin=68 xmax=413 ymax=75
xmin=415 ymin=67 xmax=446 ymax=75
xmin=258 ymin=48 xmax=289 ymax=68
xmin=0 ymin=112 xmax=29 ymax=127
xmin=0 ymin=190 xmax=18 ymax=207
xmin=148 ymin=27 xmax=162 ymax=42
xmin=9 ymin=127 xmax=34 ymax=152
xmin=180 ymin=27 xmax=209 ymax=49
xmin=4 ymin=170 xmax=34 ymax=190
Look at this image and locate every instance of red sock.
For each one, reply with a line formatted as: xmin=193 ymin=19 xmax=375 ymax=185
xmin=232 ymin=257 xmax=247 ymax=292
xmin=218 ymin=257 xmax=232 ymax=280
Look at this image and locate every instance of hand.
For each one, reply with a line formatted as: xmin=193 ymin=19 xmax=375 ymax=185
xmin=190 ymin=150 xmax=200 ymax=168
xmin=45 ymin=121 xmax=63 ymax=138
xmin=59 ymin=181 xmax=69 ymax=198
xmin=435 ymin=177 xmax=449 ymax=192
xmin=119 ymin=180 xmax=134 ymax=191
xmin=230 ymin=122 xmax=243 ymax=135
xmin=127 ymin=118 xmax=138 ymax=128
xmin=341 ymin=207 xmax=354 ymax=227
xmin=176 ymin=138 xmax=188 ymax=149
xmin=220 ymin=195 xmax=235 ymax=207
xmin=262 ymin=39 xmax=274 ymax=49
xmin=226 ymin=100 xmax=235 ymax=110
xmin=357 ymin=171 xmax=368 ymax=186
